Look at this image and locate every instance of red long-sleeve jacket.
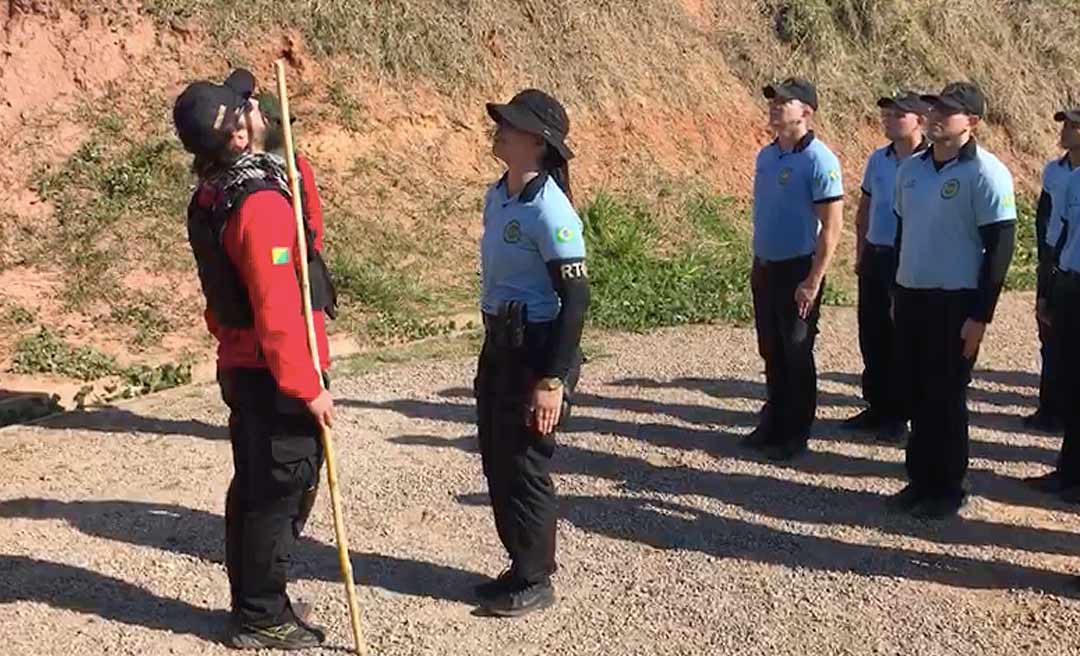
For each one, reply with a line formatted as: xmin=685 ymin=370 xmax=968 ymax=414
xmin=205 ymin=155 xmax=330 ymax=402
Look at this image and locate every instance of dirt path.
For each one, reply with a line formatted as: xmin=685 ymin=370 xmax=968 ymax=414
xmin=2 ymin=292 xmax=1077 ymax=656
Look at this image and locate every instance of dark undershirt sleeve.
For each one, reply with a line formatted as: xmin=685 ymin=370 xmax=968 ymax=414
xmin=544 ymin=258 xmax=590 ymax=379
xmin=1035 ymin=190 xmax=1052 ymax=263
xmin=972 ymin=221 xmax=1017 ymax=323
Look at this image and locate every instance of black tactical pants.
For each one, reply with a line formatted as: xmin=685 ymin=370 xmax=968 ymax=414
xmin=219 ymin=367 xmax=324 ymax=628
xmin=474 ymin=314 xmax=581 ymax=585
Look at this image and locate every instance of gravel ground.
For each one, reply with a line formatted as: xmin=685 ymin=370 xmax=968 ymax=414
xmin=2 ymin=292 xmax=1078 ymax=656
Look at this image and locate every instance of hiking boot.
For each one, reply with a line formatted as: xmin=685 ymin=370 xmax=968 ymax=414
xmin=911 ymin=493 xmax=968 ymax=520
xmin=1023 ymin=471 xmax=1067 ymax=494
xmin=1022 ymin=411 xmax=1063 ymax=434
xmin=885 ymin=484 xmax=926 ymax=513
xmin=875 ymin=420 xmax=909 ymax=445
xmin=481 ymin=579 xmax=556 ymax=618
xmin=841 ymin=408 xmax=884 ymax=432
xmin=474 ymin=568 xmax=518 ymax=602
xmin=741 ymin=424 xmax=773 ymax=450
xmin=228 ymin=619 xmax=326 ymax=651
xmin=764 ymin=439 xmax=808 ymax=462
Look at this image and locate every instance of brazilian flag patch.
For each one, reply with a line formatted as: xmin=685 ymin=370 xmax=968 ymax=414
xmin=271 ymin=247 xmax=290 ymax=265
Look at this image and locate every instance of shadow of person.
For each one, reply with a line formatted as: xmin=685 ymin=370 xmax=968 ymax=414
xmin=0 ymin=554 xmax=226 ymax=642
xmin=0 ymin=498 xmax=485 ymax=605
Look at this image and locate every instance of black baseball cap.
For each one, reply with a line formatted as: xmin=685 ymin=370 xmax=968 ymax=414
xmin=763 ymin=78 xmax=818 ymax=110
xmin=1054 ymin=108 xmax=1080 ymax=123
xmin=173 ymin=69 xmax=256 ymax=157
xmin=921 ymin=82 xmax=986 ymax=117
xmin=877 ymin=91 xmax=931 ymax=114
xmin=487 ymin=89 xmax=574 ymax=160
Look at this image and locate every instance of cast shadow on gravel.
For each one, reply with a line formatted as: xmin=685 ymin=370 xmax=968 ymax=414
xmin=0 ymin=554 xmax=227 ymax=642
xmin=377 ymin=391 xmax=1062 ymax=512
xmin=819 ymin=370 xmax=1039 ymax=410
xmin=33 ymin=407 xmax=228 ymax=440
xmin=410 ymin=428 xmax=1080 ymax=563
xmin=515 ymin=495 xmax=1076 ymax=597
xmin=0 ymin=498 xmax=485 ymax=606
xmin=455 ymin=493 xmax=1078 ymax=595
xmin=604 ymin=375 xmax=1058 ymax=446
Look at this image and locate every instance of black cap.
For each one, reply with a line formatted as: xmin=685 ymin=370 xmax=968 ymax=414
xmin=1054 ymin=108 xmax=1080 ymax=123
xmin=173 ymin=69 xmax=256 ymax=157
xmin=763 ymin=78 xmax=818 ymax=110
xmin=486 ymin=89 xmax=574 ymax=160
xmin=921 ymin=81 xmax=986 ymax=117
xmin=877 ymin=91 xmax=931 ymax=114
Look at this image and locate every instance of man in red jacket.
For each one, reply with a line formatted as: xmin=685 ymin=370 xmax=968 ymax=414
xmin=174 ymin=69 xmax=335 ymax=650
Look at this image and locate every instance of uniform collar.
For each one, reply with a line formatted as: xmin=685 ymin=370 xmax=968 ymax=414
xmin=885 ymin=135 xmax=931 ymax=158
xmin=920 ymin=137 xmax=978 ymax=163
xmin=496 ymin=171 xmax=549 ymax=205
xmin=772 ymin=130 xmax=816 ymax=154
xmin=1058 ymin=152 xmax=1073 ymax=168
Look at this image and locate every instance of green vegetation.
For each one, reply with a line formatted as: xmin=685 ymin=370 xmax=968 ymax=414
xmin=0 ymin=300 xmax=35 ymax=328
xmin=31 ymin=112 xmax=189 ymax=312
xmin=1005 ymin=196 xmax=1038 ymax=291
xmin=583 ymin=192 xmax=754 ymax=331
xmin=11 ymin=328 xmax=192 ymax=399
xmin=335 ymin=330 xmax=483 ymax=378
xmin=13 ymin=328 xmax=120 ymax=381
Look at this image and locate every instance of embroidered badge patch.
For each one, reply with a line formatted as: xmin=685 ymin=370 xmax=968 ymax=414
xmin=941 ymin=179 xmax=960 ymax=199
xmin=271 ymin=247 xmax=290 ymax=265
xmin=778 ymin=167 xmax=793 ymax=186
xmin=503 ymin=220 xmax=522 ymax=244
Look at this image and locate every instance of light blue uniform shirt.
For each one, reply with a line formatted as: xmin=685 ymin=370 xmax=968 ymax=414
xmin=480 ymin=174 xmax=586 ymax=322
xmin=1055 ymin=168 xmax=1080 ymax=273
xmin=894 ymin=140 xmax=1017 ymax=290
xmin=861 ymin=139 xmax=929 ymax=247
xmin=1042 ymin=155 xmax=1074 ymax=248
xmin=752 ymin=132 xmax=844 ymax=261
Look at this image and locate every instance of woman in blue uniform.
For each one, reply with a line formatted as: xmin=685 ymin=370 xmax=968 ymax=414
xmin=473 ymin=89 xmax=590 ymax=617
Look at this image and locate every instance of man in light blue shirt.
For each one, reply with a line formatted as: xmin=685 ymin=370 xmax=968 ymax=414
xmin=746 ymin=77 xmax=844 ymax=462
xmin=1035 ymin=165 xmax=1080 ymax=505
xmin=889 ymin=82 xmax=1016 ymax=519
xmin=843 ymin=91 xmax=929 ymax=442
xmin=1022 ymin=110 xmax=1080 ymax=435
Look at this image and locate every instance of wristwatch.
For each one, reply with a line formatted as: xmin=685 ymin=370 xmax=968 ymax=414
xmin=536 ymin=376 xmax=564 ymax=391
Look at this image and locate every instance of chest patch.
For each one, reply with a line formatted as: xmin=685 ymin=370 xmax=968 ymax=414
xmin=941 ymin=178 xmax=960 ymax=199
xmin=503 ymin=220 xmax=522 ymax=244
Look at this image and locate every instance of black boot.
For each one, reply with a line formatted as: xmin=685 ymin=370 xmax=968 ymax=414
xmin=474 ymin=568 xmax=519 ymax=602
xmin=481 ymin=579 xmax=556 ymax=618
xmin=228 ymin=619 xmax=326 ymax=651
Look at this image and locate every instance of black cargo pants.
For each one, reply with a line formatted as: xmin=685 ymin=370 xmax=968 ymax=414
xmin=474 ymin=310 xmax=581 ymax=585
xmin=219 ymin=367 xmax=324 ymax=628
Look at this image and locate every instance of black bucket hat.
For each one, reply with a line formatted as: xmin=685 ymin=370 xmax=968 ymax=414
xmin=173 ymin=69 xmax=256 ymax=157
xmin=487 ymin=89 xmax=574 ymax=161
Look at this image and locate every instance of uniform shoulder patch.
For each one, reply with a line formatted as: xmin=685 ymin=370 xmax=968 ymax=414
xmin=1002 ymin=193 xmax=1016 ymax=209
xmin=827 ymin=169 xmax=841 ymax=181
xmin=271 ymin=247 xmax=290 ymax=265
xmin=555 ymin=226 xmax=577 ymax=243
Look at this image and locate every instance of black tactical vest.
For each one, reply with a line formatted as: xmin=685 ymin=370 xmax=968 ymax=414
xmin=186 ymin=176 xmax=337 ymax=329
